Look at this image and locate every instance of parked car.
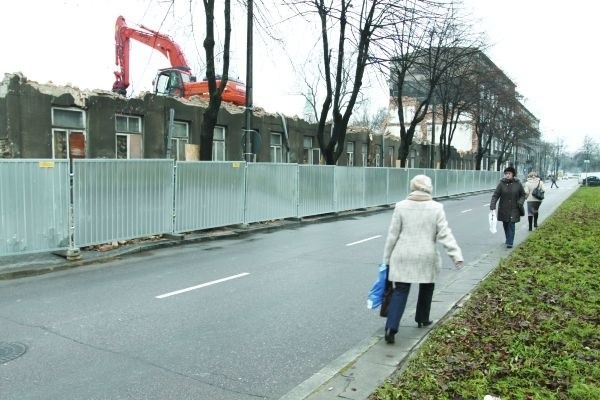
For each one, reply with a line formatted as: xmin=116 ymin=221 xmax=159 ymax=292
xmin=581 ymin=176 xmax=600 ymax=186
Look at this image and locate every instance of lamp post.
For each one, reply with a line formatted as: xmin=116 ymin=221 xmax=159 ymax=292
xmin=584 ymin=159 xmax=590 ymax=186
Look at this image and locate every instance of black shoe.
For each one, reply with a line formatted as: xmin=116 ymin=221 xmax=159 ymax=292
xmin=384 ymin=329 xmax=396 ymax=344
xmin=417 ymin=321 xmax=433 ymax=328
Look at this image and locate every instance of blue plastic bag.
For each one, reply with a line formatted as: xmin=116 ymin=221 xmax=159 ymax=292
xmin=367 ymin=263 xmax=388 ymax=309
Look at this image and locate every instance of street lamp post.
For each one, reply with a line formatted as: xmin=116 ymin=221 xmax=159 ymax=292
xmin=584 ymin=159 xmax=590 ymax=186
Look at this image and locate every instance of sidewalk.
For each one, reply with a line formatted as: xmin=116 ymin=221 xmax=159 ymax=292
xmin=281 ymin=248 xmax=506 ymax=400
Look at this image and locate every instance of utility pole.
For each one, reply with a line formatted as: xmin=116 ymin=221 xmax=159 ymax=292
xmin=243 ymin=0 xmax=254 ymax=162
xmin=430 ymin=98 xmax=435 ymax=169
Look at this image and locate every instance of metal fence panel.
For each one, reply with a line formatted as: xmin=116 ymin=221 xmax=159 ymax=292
xmin=174 ymin=161 xmax=245 ymax=232
xmin=334 ymin=167 xmax=366 ymax=212
xmin=407 ymin=168 xmax=428 ymax=184
xmin=387 ymin=169 xmax=409 ymax=203
xmin=434 ymin=170 xmax=449 ymax=198
xmin=298 ymin=165 xmax=335 ymax=217
xmin=364 ymin=168 xmax=389 ymax=207
xmin=0 ymin=160 xmax=70 ymax=255
xmin=474 ymin=171 xmax=484 ymax=191
xmin=447 ymin=170 xmax=460 ymax=196
xmin=73 ymin=160 xmax=173 ymax=247
xmin=464 ymin=170 xmax=475 ymax=192
xmin=244 ymin=163 xmax=298 ymax=224
xmin=489 ymin=171 xmax=501 ymax=189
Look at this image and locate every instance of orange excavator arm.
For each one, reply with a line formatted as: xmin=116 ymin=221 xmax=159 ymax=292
xmin=112 ymin=15 xmax=191 ymax=95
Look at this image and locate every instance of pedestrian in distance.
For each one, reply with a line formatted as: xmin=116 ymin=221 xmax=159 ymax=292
xmin=381 ymin=174 xmax=464 ymax=344
xmin=490 ymin=166 xmax=527 ymax=248
xmin=524 ymin=171 xmax=545 ymax=231
xmin=550 ymin=175 xmax=559 ymax=188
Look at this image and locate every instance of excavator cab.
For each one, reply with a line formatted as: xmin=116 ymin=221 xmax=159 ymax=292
xmin=153 ymin=68 xmax=193 ymax=97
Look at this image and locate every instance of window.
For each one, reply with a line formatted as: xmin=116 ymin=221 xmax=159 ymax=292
xmin=346 ymin=141 xmax=354 ymax=166
xmin=51 ymin=108 xmax=86 ymax=159
xmin=52 ymin=130 xmax=68 ymax=159
xmin=303 ymin=136 xmax=312 ymax=164
xmin=213 ymin=126 xmax=226 ymax=161
xmin=361 ymin=143 xmax=368 ymax=166
xmin=303 ymin=136 xmax=320 ymax=164
xmin=270 ymin=132 xmax=283 ymax=163
xmin=374 ymin=145 xmax=381 ymax=167
xmin=403 ymin=106 xmax=415 ymax=122
xmin=170 ymin=121 xmax=189 ymax=161
xmin=115 ymin=115 xmax=143 ymax=159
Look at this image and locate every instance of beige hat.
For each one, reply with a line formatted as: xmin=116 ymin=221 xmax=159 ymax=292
xmin=410 ymin=174 xmax=433 ymax=194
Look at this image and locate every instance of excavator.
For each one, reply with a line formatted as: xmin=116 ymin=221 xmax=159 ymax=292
xmin=112 ymin=15 xmax=245 ymax=106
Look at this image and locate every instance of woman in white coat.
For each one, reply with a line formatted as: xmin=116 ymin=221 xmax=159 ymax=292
xmin=381 ymin=175 xmax=463 ymax=344
xmin=524 ymin=171 xmax=545 ymax=230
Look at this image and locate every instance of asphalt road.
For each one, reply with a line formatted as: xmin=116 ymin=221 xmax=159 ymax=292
xmin=0 ymin=180 xmax=578 ymax=399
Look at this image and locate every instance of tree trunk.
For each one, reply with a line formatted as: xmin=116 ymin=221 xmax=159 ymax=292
xmin=200 ymin=102 xmax=219 ymax=160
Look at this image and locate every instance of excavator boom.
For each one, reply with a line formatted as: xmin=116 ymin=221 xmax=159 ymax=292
xmin=113 ymin=16 xmax=191 ymax=94
xmin=112 ymin=16 xmax=245 ymax=106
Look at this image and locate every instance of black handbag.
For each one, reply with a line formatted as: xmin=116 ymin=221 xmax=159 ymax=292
xmin=532 ymin=181 xmax=545 ymax=200
xmin=379 ymin=265 xmax=393 ymax=318
xmin=379 ymin=282 xmax=393 ymax=317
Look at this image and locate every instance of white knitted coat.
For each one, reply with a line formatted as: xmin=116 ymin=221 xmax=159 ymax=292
xmin=524 ymin=177 xmax=545 ymax=202
xmin=382 ymin=191 xmax=463 ymax=283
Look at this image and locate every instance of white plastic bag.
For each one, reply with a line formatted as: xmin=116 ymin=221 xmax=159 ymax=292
xmin=489 ymin=210 xmax=497 ymax=234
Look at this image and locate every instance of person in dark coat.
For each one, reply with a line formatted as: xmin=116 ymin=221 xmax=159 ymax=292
xmin=490 ymin=166 xmax=527 ymax=248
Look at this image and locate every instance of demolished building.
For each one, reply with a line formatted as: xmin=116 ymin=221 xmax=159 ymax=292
xmin=0 ymin=72 xmax=402 ymax=166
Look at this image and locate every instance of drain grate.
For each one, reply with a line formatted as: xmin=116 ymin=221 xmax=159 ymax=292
xmin=0 ymin=342 xmax=28 ymax=364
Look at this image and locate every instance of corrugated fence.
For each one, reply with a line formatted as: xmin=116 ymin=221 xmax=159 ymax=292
xmin=0 ymin=160 xmax=501 ymax=256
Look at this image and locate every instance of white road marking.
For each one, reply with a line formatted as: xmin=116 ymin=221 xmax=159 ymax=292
xmin=460 ymin=209 xmax=472 ymax=213
xmin=346 ymin=235 xmax=381 ymax=246
xmin=483 ymin=203 xmax=490 ymax=207
xmin=156 ymin=272 xmax=250 ymax=299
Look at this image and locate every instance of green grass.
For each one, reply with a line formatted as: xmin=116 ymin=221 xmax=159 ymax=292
xmin=371 ymin=188 xmax=600 ymax=400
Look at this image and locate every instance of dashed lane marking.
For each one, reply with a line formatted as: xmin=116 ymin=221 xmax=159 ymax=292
xmin=346 ymin=235 xmax=382 ymax=246
xmin=156 ymin=272 xmax=250 ymax=299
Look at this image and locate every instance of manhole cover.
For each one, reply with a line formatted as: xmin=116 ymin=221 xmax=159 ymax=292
xmin=0 ymin=342 xmax=27 ymax=363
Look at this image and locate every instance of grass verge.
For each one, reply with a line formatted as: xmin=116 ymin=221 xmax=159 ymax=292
xmin=371 ymin=188 xmax=600 ymax=400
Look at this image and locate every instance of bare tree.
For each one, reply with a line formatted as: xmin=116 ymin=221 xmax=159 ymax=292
xmin=435 ymin=55 xmax=479 ymax=169
xmin=493 ymin=100 xmax=536 ymax=171
xmin=471 ymin=67 xmax=512 ymax=170
xmin=579 ymin=135 xmax=600 ymax=170
xmin=199 ymin=0 xmax=233 ymax=160
xmin=351 ymin=100 xmax=388 ymax=132
xmin=286 ymin=0 xmax=403 ymax=165
xmin=537 ymin=140 xmax=553 ymax=176
xmin=388 ymin=4 xmax=482 ymax=167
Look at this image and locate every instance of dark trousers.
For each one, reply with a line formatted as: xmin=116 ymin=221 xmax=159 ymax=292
xmin=503 ymin=221 xmax=516 ymax=246
xmin=385 ymin=282 xmax=435 ymax=333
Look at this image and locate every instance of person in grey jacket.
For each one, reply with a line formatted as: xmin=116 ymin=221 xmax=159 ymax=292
xmin=490 ymin=166 xmax=527 ymax=248
xmin=381 ymin=175 xmax=463 ymax=344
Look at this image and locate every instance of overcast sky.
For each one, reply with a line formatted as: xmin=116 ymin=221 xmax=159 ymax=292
xmin=1 ymin=0 xmax=597 ymax=152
